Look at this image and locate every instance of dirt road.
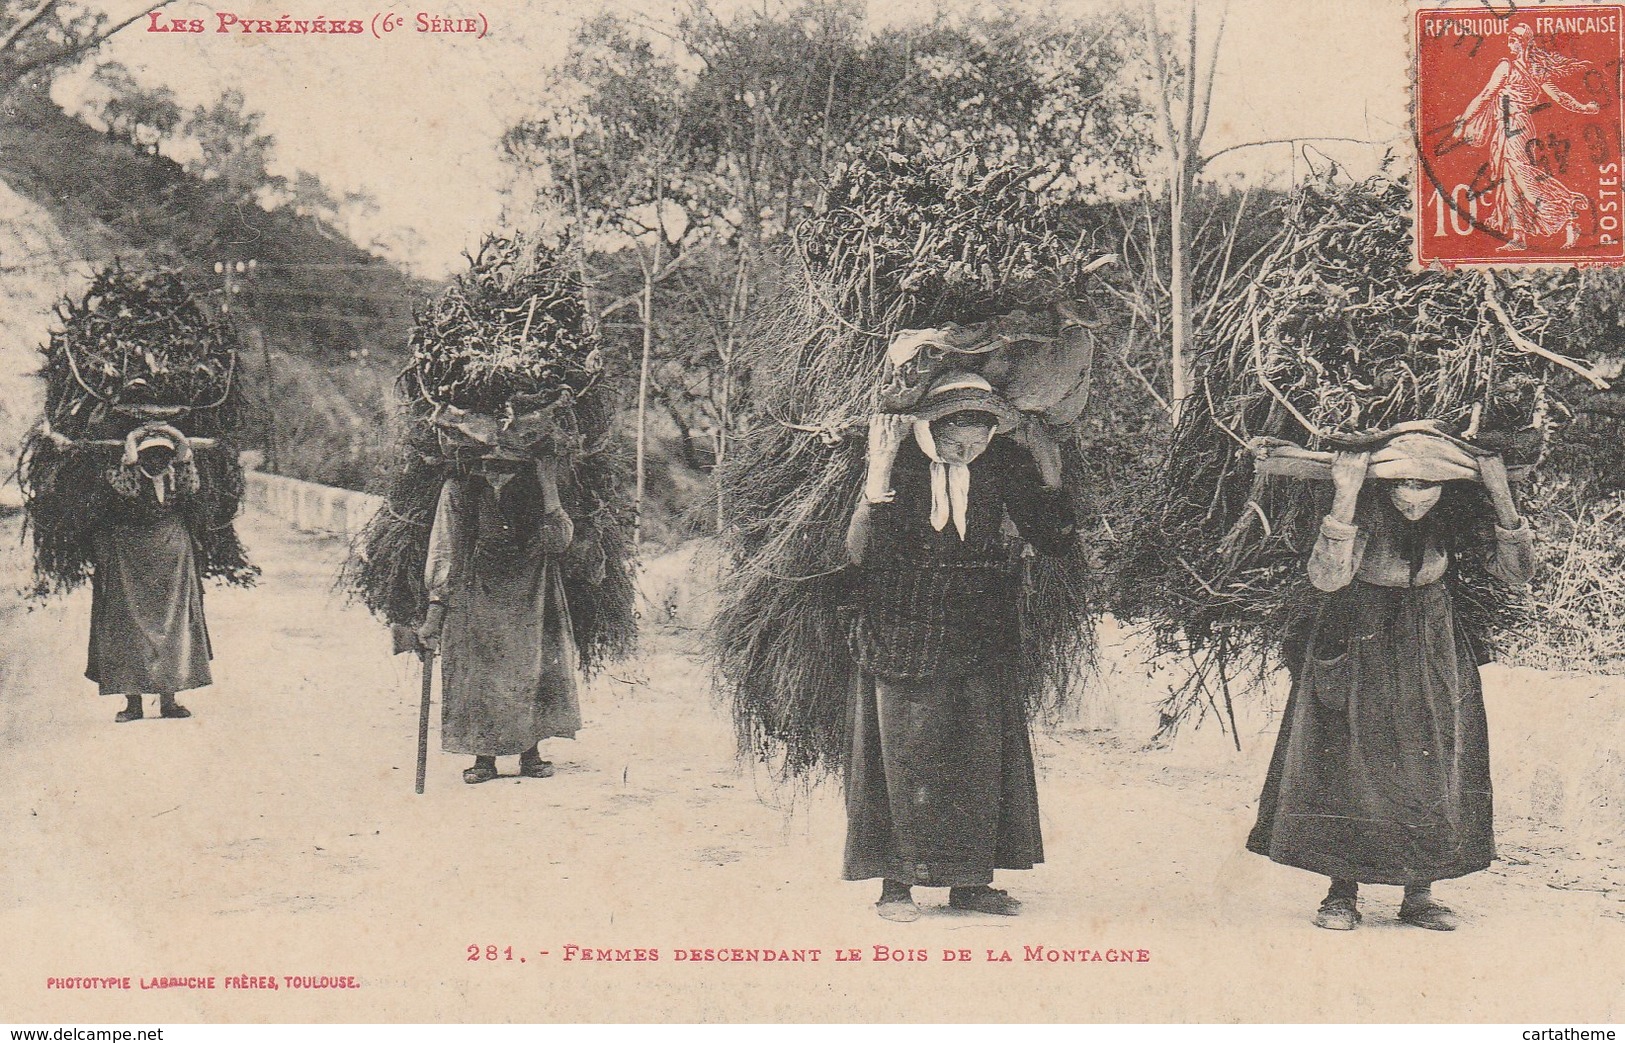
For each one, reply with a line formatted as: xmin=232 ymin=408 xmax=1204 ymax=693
xmin=2 ymin=510 xmax=1622 ymax=1023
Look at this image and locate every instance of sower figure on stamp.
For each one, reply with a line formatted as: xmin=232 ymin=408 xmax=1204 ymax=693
xmin=416 ymin=446 xmax=582 ymax=784
xmin=90 ymin=423 xmax=215 ymax=723
xmin=1247 ymin=434 xmax=1535 ymax=931
xmin=842 ymin=373 xmax=1077 ymax=921
xmin=1449 ymin=24 xmax=1599 ymax=252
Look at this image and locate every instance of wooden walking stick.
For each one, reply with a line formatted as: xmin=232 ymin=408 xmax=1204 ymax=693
xmin=393 ymin=624 xmax=435 ymax=794
xmin=415 ymin=646 xmax=434 ymax=795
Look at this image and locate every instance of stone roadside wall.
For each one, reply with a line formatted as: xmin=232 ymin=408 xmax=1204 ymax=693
xmin=245 ymin=470 xmax=383 ymax=543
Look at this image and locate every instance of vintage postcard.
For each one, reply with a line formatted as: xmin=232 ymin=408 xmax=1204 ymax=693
xmin=2 ymin=0 xmax=1624 ymax=1029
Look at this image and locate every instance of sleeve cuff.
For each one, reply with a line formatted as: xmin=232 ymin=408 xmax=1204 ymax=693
xmin=1495 ymin=518 xmax=1533 ymax=541
xmin=1320 ymin=516 xmax=1358 ymax=541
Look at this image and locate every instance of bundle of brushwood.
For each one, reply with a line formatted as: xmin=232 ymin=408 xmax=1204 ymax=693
xmin=344 ymin=234 xmax=636 ymax=675
xmin=1111 ymin=173 xmax=1613 ymax=739
xmin=712 ymin=133 xmax=1119 ymax=781
xmin=16 ymin=263 xmax=256 ymax=595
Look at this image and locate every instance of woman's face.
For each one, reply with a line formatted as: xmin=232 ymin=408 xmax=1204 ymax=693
xmin=1389 ymin=479 xmax=1443 ymax=521
xmin=930 ymin=413 xmax=996 ymax=465
xmin=137 ymin=445 xmax=175 ymax=477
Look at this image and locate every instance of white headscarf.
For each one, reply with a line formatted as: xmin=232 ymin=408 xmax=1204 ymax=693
xmin=912 ymin=419 xmax=972 ymax=540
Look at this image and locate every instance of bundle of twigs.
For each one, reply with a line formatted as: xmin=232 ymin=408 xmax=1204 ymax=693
xmin=409 ymin=234 xmax=601 ymax=414
xmin=798 ymin=133 xmax=1096 ymax=332
xmin=713 ymin=137 xmax=1101 ymax=782
xmin=1111 ymin=174 xmax=1603 ymax=738
xmin=38 ymin=264 xmax=243 ymax=436
xmin=16 ymin=264 xmax=255 ymax=595
xmin=344 ymin=235 xmax=635 ymax=675
xmin=1213 ymin=177 xmax=1589 ymax=435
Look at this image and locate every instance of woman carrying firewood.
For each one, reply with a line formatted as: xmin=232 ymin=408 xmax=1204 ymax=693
xmin=713 ymin=136 xmax=1102 ymax=923
xmin=20 ymin=266 xmax=255 ymax=724
xmin=415 ymin=443 xmax=581 ymax=785
xmin=1246 ymin=433 xmax=1535 ymax=931
xmin=90 ymin=421 xmax=214 ymax=723
xmin=345 ymin=235 xmax=635 ymax=792
xmin=842 ymin=371 xmax=1076 ymax=922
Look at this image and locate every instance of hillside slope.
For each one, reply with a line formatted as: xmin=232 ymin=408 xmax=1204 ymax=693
xmin=0 ymin=86 xmax=424 ymax=489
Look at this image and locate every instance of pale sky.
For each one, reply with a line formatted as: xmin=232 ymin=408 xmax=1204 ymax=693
xmin=60 ymin=0 xmax=1408 ymax=277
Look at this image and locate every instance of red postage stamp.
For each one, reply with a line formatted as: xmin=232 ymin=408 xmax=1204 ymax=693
xmin=1415 ymin=4 xmax=1625 ymax=266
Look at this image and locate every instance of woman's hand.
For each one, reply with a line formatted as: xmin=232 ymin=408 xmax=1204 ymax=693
xmin=1331 ymin=450 xmax=1369 ymax=494
xmin=867 ymin=413 xmax=910 ymax=462
xmin=1329 ymin=450 xmax=1369 ymax=523
xmin=1013 ymin=417 xmax=1064 ymax=490
xmin=864 ymin=413 xmax=910 ymax=501
xmin=417 ymin=603 xmax=447 ymax=654
xmin=1478 ymin=454 xmax=1521 ymax=528
xmin=150 ymin=423 xmax=194 ymax=463
xmin=539 ymin=507 xmax=575 ymax=555
xmin=1326 ymin=448 xmax=1365 ymax=490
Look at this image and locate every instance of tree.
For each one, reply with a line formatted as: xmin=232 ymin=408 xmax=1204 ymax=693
xmin=339 ymin=187 xmax=380 ymax=231
xmin=182 ymin=89 xmax=285 ymax=206
xmin=649 ymin=241 xmax=766 ymax=479
xmin=882 ymin=3 xmax=1153 ymax=204
xmin=89 ymin=60 xmax=180 ymax=152
xmin=665 ymin=1 xmax=875 ymax=516
xmin=503 ymin=15 xmax=710 ymax=544
xmin=289 ymin=169 xmax=340 ymax=235
xmin=0 ymin=0 xmax=172 ymax=93
xmin=1141 ymin=0 xmax=1226 ymax=422
xmin=1137 ymin=0 xmax=1371 ymax=422
xmin=499 ymin=1 xmax=1155 ymax=536
xmin=679 ymin=0 xmax=875 ymax=240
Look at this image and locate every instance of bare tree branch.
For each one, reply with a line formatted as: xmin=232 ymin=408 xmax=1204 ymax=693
xmin=1 ymin=0 xmax=175 ymax=88
xmin=1115 ymin=315 xmax=1171 ymax=413
xmin=1191 ymin=0 xmax=1227 ymax=149
xmin=1199 ymin=135 xmax=1375 ymax=172
xmin=1196 ymin=184 xmax=1251 ymax=326
xmin=0 ymin=0 xmax=58 ymax=55
xmin=1142 ymin=0 xmax=1179 ymax=151
xmin=1180 ymin=0 xmax=1197 ymax=172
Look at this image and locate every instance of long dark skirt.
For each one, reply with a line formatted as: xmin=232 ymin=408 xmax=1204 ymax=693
xmin=86 ymin=515 xmax=213 ymax=696
xmin=843 ymin=669 xmax=1043 ymax=887
xmin=1247 ymin=579 xmax=1495 ymax=885
xmin=440 ymin=556 xmax=581 ymax=756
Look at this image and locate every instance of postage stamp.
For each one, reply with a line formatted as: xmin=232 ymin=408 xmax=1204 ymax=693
xmin=1415 ymin=3 xmax=1625 ymax=267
